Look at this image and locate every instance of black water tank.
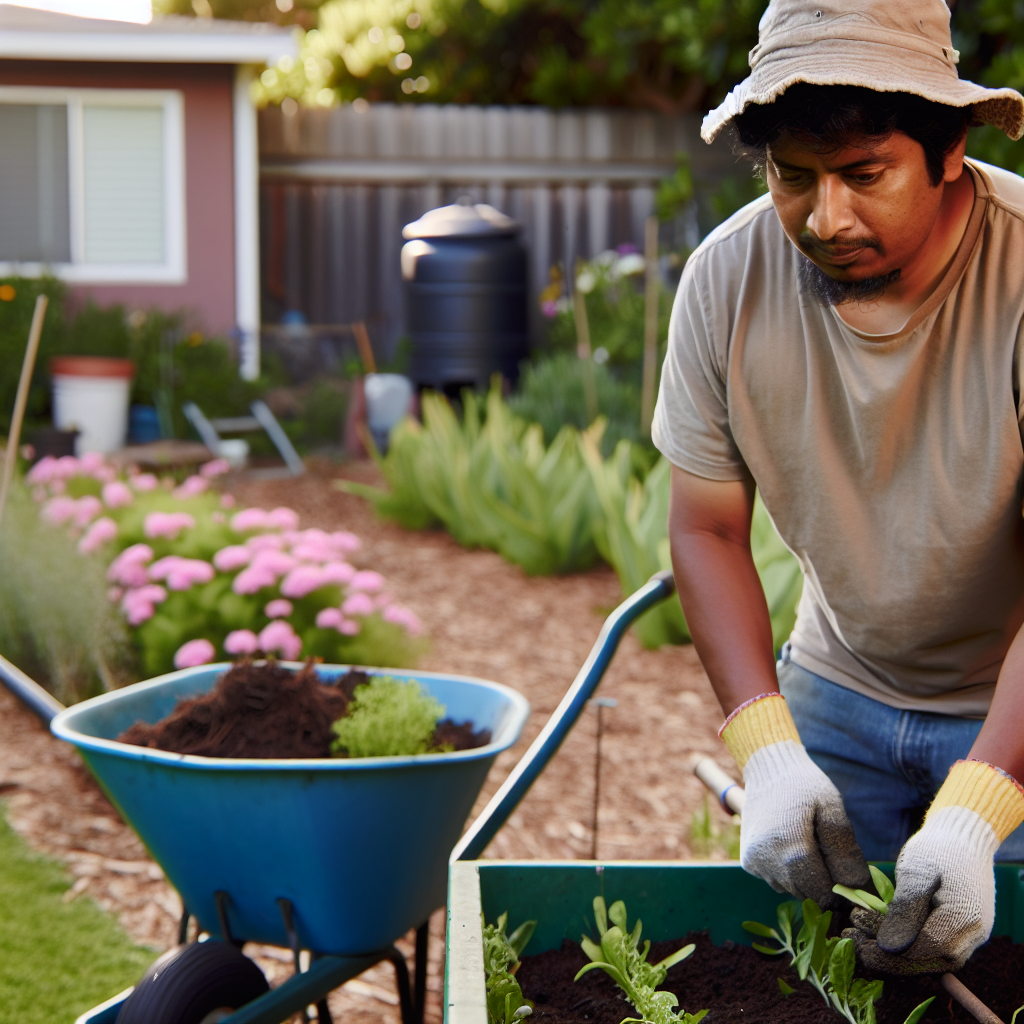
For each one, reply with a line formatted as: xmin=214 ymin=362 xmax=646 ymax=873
xmin=401 ymin=202 xmax=528 ymax=392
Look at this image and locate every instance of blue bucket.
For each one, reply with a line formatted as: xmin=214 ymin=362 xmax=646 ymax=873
xmin=51 ymin=664 xmax=530 ymax=956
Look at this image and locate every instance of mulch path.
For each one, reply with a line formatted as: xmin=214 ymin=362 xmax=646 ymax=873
xmin=0 ymin=458 xmax=736 ymax=1023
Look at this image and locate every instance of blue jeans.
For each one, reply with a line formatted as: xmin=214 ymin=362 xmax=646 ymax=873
xmin=777 ymin=652 xmax=1024 ymax=862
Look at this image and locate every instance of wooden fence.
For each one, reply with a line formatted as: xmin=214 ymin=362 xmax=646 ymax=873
xmin=258 ymin=102 xmax=740 ymax=366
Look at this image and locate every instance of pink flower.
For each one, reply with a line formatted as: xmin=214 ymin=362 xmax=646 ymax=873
xmin=200 ymin=458 xmax=231 ymax=478
xmin=315 ymin=607 xmax=345 ymax=629
xmin=211 ymin=511 xmax=226 ymax=524
xmin=79 ymin=517 xmax=118 ymax=554
xmin=173 ymin=475 xmax=208 ymax=499
xmin=221 ymin=493 xmax=236 ymax=509
xmin=48 ymin=479 xmax=66 ymax=495
xmin=383 ymin=604 xmax=423 ymax=635
xmin=246 ymin=533 xmax=286 ymax=552
xmin=339 ymin=619 xmax=360 ymax=636
xmin=55 ymin=455 xmax=80 ymax=479
xmin=121 ymin=584 xmax=167 ymax=626
xmin=41 ymin=496 xmax=78 ymax=525
xmin=107 ymin=543 xmax=154 ymax=587
xmin=231 ymin=508 xmax=270 ymax=532
xmin=331 ymin=531 xmax=361 ymax=554
xmin=107 ymin=586 xmax=123 ymax=603
xmin=224 ymin=629 xmax=260 ymax=655
xmin=280 ymin=565 xmax=326 ymax=599
xmin=79 ymin=452 xmax=106 ymax=476
xmin=291 ymin=540 xmax=336 ymax=563
xmin=232 ymin=566 xmax=278 ymax=595
xmin=102 ymin=481 xmax=134 ymax=509
xmin=267 ymin=507 xmax=300 ymax=530
xmin=250 ymin=549 xmax=297 ymax=577
xmin=72 ymin=495 xmax=103 ymax=528
xmin=31 ymin=485 xmax=47 ymax=502
xmin=349 ymin=570 xmax=385 ymax=593
xmin=144 ymin=511 xmax=195 ymax=540
xmin=213 ymin=545 xmax=252 ymax=572
xmin=342 ymin=592 xmax=375 ymax=617
xmin=265 ymin=599 xmax=293 ymax=618
xmin=258 ymin=620 xmax=302 ymax=660
xmin=149 ymin=556 xmax=215 ymax=592
xmin=26 ymin=456 xmax=58 ymax=485
xmin=174 ymin=638 xmax=216 ymax=669
xmin=320 ymin=561 xmax=356 ymax=586
xmin=131 ymin=473 xmax=159 ymax=493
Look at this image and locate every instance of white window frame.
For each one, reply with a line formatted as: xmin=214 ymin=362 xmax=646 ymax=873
xmin=0 ymin=86 xmax=186 ymax=284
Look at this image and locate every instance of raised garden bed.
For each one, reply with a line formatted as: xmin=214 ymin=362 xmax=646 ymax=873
xmin=446 ymin=861 xmax=1024 ymax=1024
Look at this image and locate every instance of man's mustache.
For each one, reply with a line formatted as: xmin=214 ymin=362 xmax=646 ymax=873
xmin=798 ymin=233 xmax=882 ymax=257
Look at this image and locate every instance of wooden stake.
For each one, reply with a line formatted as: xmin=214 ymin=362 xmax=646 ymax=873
xmin=0 ymin=294 xmax=48 ymax=533
xmin=572 ymin=259 xmax=598 ymax=424
xmin=351 ymin=321 xmax=377 ymax=374
xmin=941 ymin=973 xmax=1005 ymax=1024
xmin=641 ymin=215 xmax=660 ymax=437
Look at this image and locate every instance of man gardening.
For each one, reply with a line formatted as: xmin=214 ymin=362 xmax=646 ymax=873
xmin=652 ymin=0 xmax=1024 ymax=975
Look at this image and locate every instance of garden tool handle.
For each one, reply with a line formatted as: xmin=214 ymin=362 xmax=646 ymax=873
xmin=0 ymin=651 xmax=64 ymax=724
xmin=690 ymin=761 xmax=1005 ymax=1024
xmin=452 ymin=571 xmax=677 ymax=862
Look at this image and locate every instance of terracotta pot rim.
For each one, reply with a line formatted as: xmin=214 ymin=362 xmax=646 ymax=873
xmin=50 ymin=356 xmax=135 ymax=379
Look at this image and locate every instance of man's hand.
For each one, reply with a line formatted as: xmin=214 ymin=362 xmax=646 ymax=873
xmin=851 ymin=760 xmax=1024 ymax=975
xmin=723 ymin=693 xmax=871 ymax=908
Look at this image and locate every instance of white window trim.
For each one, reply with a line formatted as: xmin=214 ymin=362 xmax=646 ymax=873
xmin=0 ymin=85 xmax=186 ymax=284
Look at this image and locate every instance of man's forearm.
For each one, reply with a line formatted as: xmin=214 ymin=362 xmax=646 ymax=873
xmin=668 ymin=467 xmax=779 ymax=716
xmin=968 ymin=620 xmax=1024 ymax=781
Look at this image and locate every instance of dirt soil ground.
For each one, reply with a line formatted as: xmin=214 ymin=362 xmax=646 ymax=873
xmin=0 ymin=459 xmax=737 ymax=1024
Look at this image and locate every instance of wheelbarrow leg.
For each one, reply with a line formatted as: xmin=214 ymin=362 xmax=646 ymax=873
xmin=414 ymin=920 xmax=429 ymax=1024
xmin=387 ymin=945 xmax=415 ymax=1024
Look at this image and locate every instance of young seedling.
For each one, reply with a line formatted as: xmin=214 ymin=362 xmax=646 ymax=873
xmin=482 ymin=912 xmax=537 ymax=1024
xmin=833 ymin=864 xmax=895 ymax=917
xmin=744 ymin=897 xmax=933 ymax=1024
xmin=575 ymin=896 xmax=707 ymax=1024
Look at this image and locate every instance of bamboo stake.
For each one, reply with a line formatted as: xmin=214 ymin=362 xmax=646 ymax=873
xmin=941 ymin=974 xmax=1004 ymax=1024
xmin=351 ymin=321 xmax=377 ymax=374
xmin=572 ymin=259 xmax=598 ymax=424
xmin=0 ymin=295 xmax=48 ymax=534
xmin=640 ymin=215 xmax=660 ymax=437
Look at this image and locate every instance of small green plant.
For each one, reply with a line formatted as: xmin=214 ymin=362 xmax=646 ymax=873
xmin=576 ymin=897 xmax=706 ymax=1024
xmin=330 ymin=676 xmax=445 ymax=758
xmin=689 ymin=796 xmax=740 ymax=860
xmin=482 ymin=912 xmax=536 ymax=1024
xmin=832 ymin=864 xmax=894 ymax=918
xmin=743 ymin=898 xmax=933 ymax=1024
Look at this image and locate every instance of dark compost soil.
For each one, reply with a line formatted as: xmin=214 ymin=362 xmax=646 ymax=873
xmin=117 ymin=660 xmax=491 ymax=759
xmin=517 ymin=932 xmax=1023 ymax=1024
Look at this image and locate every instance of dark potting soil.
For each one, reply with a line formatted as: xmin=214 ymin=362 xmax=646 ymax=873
xmin=117 ymin=660 xmax=491 ymax=759
xmin=517 ymin=932 xmax=1023 ymax=1024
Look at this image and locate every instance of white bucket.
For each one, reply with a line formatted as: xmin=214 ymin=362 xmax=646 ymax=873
xmin=50 ymin=357 xmax=134 ymax=455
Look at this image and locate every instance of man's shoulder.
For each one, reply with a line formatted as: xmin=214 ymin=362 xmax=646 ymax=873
xmin=968 ymin=158 xmax=1024 ymax=223
xmin=686 ymin=192 xmax=781 ymax=274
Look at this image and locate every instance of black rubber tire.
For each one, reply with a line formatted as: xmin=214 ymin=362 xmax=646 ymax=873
xmin=115 ymin=940 xmax=269 ymax=1024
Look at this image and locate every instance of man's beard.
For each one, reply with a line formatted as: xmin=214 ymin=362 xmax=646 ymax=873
xmin=798 ymin=255 xmax=901 ymax=307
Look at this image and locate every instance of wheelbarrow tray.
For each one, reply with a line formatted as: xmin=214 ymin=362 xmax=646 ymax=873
xmin=445 ymin=859 xmax=1024 ymax=1023
xmin=51 ymin=663 xmax=530 ymax=956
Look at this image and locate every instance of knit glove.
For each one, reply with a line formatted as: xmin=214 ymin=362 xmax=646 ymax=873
xmin=721 ymin=692 xmax=871 ymax=909
xmin=854 ymin=759 xmax=1024 ymax=975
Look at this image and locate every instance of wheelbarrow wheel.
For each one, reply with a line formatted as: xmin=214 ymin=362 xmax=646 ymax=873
xmin=115 ymin=940 xmax=269 ymax=1024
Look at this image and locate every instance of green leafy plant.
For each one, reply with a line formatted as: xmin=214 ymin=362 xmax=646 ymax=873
xmin=330 ymin=676 xmax=445 ymax=758
xmin=833 ymin=864 xmax=895 ymax=918
xmin=576 ymin=897 xmax=706 ymax=1024
xmin=743 ymin=898 xmax=933 ymax=1024
xmin=689 ymin=795 xmax=740 ymax=860
xmin=482 ymin=912 xmax=536 ymax=1024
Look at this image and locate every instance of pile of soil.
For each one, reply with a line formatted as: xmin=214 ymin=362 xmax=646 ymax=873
xmin=517 ymin=932 xmax=1023 ymax=1024
xmin=117 ymin=661 xmax=491 ymax=759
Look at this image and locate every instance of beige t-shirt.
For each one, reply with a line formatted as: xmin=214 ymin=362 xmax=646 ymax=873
xmin=652 ymin=159 xmax=1024 ymax=717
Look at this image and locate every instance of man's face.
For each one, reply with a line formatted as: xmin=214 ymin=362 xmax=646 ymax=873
xmin=766 ymin=131 xmax=947 ymax=286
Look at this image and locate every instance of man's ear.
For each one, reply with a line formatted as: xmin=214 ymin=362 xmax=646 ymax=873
xmin=942 ymin=130 xmax=970 ymax=183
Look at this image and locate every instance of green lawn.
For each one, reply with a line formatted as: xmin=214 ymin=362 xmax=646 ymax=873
xmin=0 ymin=810 xmax=156 ymax=1024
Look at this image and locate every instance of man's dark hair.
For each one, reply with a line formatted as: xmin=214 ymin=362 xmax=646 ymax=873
xmin=732 ymin=84 xmax=974 ymax=186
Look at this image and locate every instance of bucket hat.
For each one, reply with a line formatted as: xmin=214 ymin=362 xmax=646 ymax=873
xmin=701 ymin=0 xmax=1024 ymax=144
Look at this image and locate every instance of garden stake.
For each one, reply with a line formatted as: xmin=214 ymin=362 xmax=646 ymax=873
xmin=0 ymin=293 xmax=47 ymax=534
xmin=352 ymin=321 xmax=377 ymax=374
xmin=690 ymin=759 xmax=1006 ymax=1024
xmin=641 ymin=214 xmax=659 ymax=437
xmin=589 ymin=696 xmax=616 ymax=859
xmin=572 ymin=258 xmax=598 ymax=424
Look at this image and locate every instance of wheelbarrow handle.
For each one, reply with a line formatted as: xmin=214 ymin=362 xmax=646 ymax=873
xmin=452 ymin=570 xmax=676 ymax=862
xmin=0 ymin=652 xmax=64 ymax=724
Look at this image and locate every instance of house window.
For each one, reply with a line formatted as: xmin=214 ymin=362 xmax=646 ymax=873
xmin=0 ymin=88 xmax=185 ymax=283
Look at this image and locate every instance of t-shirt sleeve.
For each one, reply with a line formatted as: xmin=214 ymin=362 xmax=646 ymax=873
xmin=651 ymin=252 xmax=749 ymax=481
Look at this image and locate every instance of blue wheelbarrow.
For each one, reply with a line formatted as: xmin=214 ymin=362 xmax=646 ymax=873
xmin=18 ymin=572 xmax=677 ymax=1024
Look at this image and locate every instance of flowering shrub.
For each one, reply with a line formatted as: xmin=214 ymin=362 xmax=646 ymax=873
xmin=27 ymin=454 xmax=425 ymax=680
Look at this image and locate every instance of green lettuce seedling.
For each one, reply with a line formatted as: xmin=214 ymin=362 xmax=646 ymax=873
xmin=331 ymin=676 xmax=445 ymax=758
xmin=833 ymin=865 xmax=894 ymax=917
xmin=744 ymin=895 xmax=933 ymax=1024
xmin=575 ymin=896 xmax=707 ymax=1024
xmin=482 ymin=912 xmax=536 ymax=1024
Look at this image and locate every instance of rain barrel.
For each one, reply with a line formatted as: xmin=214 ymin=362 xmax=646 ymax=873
xmin=401 ymin=202 xmax=528 ymax=393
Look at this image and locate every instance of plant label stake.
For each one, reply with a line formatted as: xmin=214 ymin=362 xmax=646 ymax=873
xmin=0 ymin=294 xmax=48 ymax=535
xmin=589 ymin=697 xmax=617 ymax=860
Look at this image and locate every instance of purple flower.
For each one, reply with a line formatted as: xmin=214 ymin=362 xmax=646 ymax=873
xmin=144 ymin=511 xmax=195 ymax=540
xmin=349 ymin=570 xmax=385 ymax=593
xmin=174 ymin=638 xmax=217 ymax=669
xmin=616 ymin=242 xmax=641 ymax=255
xmin=79 ymin=517 xmax=118 ymax=554
xmin=224 ymin=629 xmax=260 ymax=655
xmin=213 ymin=545 xmax=252 ymax=572
xmin=265 ymin=599 xmax=293 ymax=618
xmin=258 ymin=620 xmax=302 ymax=660
xmin=199 ymin=458 xmax=231 ymax=478
xmin=341 ymin=592 xmax=375 ymax=617
xmin=279 ymin=565 xmax=325 ymax=599
xmin=102 ymin=481 xmax=134 ymax=509
xmin=541 ymin=299 xmax=559 ymax=318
